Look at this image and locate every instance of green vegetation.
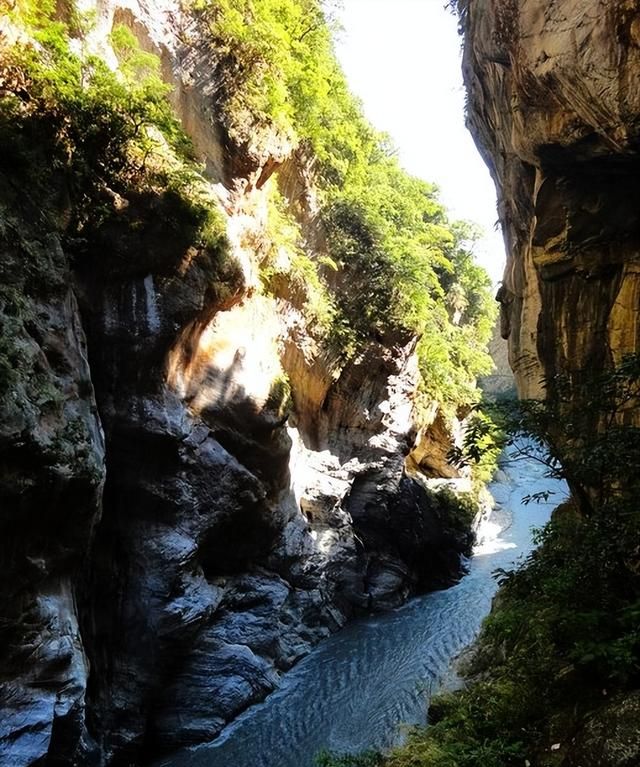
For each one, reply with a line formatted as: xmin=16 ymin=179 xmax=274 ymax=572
xmin=194 ymin=0 xmax=496 ymax=409
xmin=323 ymin=182 xmax=495 ymax=406
xmin=1 ymin=1 xmax=231 ymax=252
xmin=432 ymin=487 xmax=479 ymax=540
xmin=449 ymin=407 xmax=504 ymax=488
xmin=316 ymin=752 xmax=385 ymax=767
xmin=4 ymin=5 xmax=175 ymax=194
xmin=6 ymin=5 xmax=635 ymax=765
xmin=321 ymin=358 xmax=640 ymax=766
xmin=263 ymin=372 xmax=293 ymax=419
xmin=193 ymin=0 xmax=361 ymax=165
xmin=2 ymin=0 xmax=495 ymax=414
xmin=0 ymin=0 xmax=234 ymax=393
xmin=259 ymin=184 xmax=336 ymax=332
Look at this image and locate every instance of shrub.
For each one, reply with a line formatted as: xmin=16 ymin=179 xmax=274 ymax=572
xmin=195 ymin=0 xmax=497 ymax=408
xmin=315 ymin=750 xmax=385 ymax=767
xmin=359 ymin=356 xmax=640 ymax=766
xmin=259 ymin=184 xmax=336 ymax=334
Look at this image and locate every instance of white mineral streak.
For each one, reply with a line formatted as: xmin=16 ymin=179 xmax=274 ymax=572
xmin=143 ymin=274 xmax=161 ymax=333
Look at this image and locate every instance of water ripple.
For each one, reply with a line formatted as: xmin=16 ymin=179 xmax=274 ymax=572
xmin=156 ymin=456 xmax=566 ymax=767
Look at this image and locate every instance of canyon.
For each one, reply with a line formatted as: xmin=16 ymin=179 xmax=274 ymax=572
xmin=462 ymin=0 xmax=640 ymax=399
xmin=442 ymin=2 xmax=640 ymax=763
xmin=5 ymin=1 xmax=639 ymax=765
xmin=0 ymin=2 xmax=487 ymax=765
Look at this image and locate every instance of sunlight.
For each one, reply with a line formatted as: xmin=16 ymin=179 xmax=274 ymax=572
xmin=334 ymin=0 xmax=505 ymax=285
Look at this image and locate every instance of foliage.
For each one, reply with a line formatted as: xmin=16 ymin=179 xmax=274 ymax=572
xmin=5 ymin=0 xmax=496 ymax=413
xmin=194 ymin=0 xmax=359 ymax=163
xmin=323 ymin=172 xmax=447 ymax=336
xmin=2 ymin=1 xmax=229 ymax=242
xmin=320 ymin=163 xmax=495 ymax=403
xmin=316 ymin=751 xmax=385 ymax=767
xmin=384 ymin=683 xmax=527 ymax=767
xmin=356 ymin=356 xmax=640 ymax=766
xmin=497 ymin=359 xmax=640 ymax=511
xmin=0 ymin=0 xmax=234 ymax=390
xmin=194 ymin=0 xmax=497 ymax=408
xmin=433 ymin=488 xmax=479 ymax=537
xmin=260 ymin=184 xmax=336 ymax=333
xmin=2 ymin=7 xmax=172 ymax=202
xmin=448 ymin=407 xmax=504 ymax=486
xmin=109 ymin=23 xmax=194 ymax=159
xmin=264 ymin=373 xmax=293 ymax=419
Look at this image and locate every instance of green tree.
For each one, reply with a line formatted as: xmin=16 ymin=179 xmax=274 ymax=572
xmin=367 ymin=356 xmax=640 ymax=766
xmin=192 ymin=0 xmax=497 ymax=409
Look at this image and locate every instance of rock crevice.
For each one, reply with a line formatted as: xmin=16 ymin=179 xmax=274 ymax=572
xmin=461 ymin=0 xmax=640 ymax=398
xmin=0 ymin=2 xmax=479 ymax=764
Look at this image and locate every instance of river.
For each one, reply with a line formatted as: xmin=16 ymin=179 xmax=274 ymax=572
xmin=156 ymin=451 xmax=567 ymax=767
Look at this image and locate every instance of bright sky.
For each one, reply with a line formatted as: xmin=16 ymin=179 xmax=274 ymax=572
xmin=333 ymin=0 xmax=505 ymax=285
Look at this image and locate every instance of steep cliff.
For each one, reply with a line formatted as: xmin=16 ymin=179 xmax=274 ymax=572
xmin=0 ymin=2 xmax=496 ymax=765
xmin=461 ymin=1 xmax=640 ymax=761
xmin=460 ymin=0 xmax=640 ymax=400
xmin=367 ymin=3 xmax=640 ymax=766
xmin=478 ymin=322 xmax=515 ymax=399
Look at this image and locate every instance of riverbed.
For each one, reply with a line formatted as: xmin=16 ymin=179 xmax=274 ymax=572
xmin=156 ymin=451 xmax=567 ymax=767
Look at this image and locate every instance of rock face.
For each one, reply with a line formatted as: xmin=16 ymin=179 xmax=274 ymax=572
xmin=461 ymin=0 xmax=640 ymax=759
xmin=0 ymin=142 xmax=106 ymax=766
xmin=0 ymin=3 xmax=476 ymax=765
xmin=461 ymin=0 xmax=640 ymax=399
xmin=478 ymin=322 xmax=516 ymax=399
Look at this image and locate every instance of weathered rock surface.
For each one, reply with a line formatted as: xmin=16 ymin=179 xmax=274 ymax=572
xmin=0 ymin=141 xmax=105 ymax=764
xmin=461 ymin=0 xmax=640 ymax=399
xmin=461 ymin=0 xmax=640 ymax=758
xmin=0 ymin=2 xmax=475 ymax=765
xmin=478 ymin=321 xmax=516 ymax=399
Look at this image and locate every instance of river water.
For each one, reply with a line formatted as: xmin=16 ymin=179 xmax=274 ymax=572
xmin=156 ymin=452 xmax=566 ymax=767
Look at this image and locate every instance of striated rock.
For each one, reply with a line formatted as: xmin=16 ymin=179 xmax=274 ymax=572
xmin=0 ymin=2 xmax=479 ymax=764
xmin=460 ymin=3 xmax=640 ymax=762
xmin=461 ymin=0 xmax=640 ymax=399
xmin=0 ymin=264 xmax=105 ymax=762
xmin=74 ymin=201 xmax=471 ymax=762
xmin=478 ymin=320 xmax=516 ymax=399
xmin=408 ymin=409 xmax=464 ymax=479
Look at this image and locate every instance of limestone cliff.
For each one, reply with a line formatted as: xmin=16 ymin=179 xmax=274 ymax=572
xmin=478 ymin=321 xmax=515 ymax=399
xmin=461 ymin=0 xmax=640 ymax=399
xmin=460 ymin=2 xmax=640 ymax=764
xmin=0 ymin=2 xmax=488 ymax=765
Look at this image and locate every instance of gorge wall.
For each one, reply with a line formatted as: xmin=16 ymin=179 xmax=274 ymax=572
xmin=0 ymin=2 xmax=492 ymax=765
xmin=456 ymin=2 xmax=640 ymax=764
xmin=461 ymin=0 xmax=640 ymax=399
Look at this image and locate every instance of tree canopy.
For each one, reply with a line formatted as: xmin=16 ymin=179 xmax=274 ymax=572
xmin=197 ymin=0 xmax=497 ymax=408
